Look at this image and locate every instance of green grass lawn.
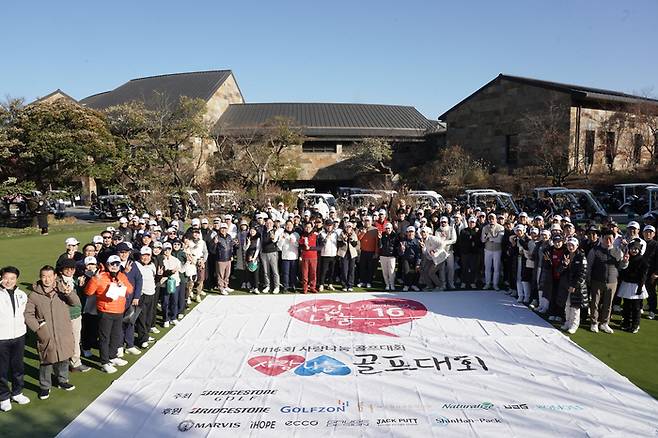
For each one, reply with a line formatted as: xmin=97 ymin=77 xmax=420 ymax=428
xmin=0 ymin=224 xmax=656 ymax=437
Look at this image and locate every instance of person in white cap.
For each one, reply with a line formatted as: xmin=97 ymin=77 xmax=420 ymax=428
xmin=213 ymin=222 xmax=238 ymax=295
xmin=559 ymin=237 xmax=588 ymax=334
xmin=224 ymin=214 xmax=237 ymax=239
xmin=399 ymin=226 xmax=422 ymax=291
xmin=160 ymin=242 xmax=182 ymax=327
xmin=117 ymin=217 xmax=133 ymax=243
xmin=481 ymin=213 xmax=504 ymax=290
xmin=642 ymin=225 xmax=657 ymax=320
xmin=135 ymin=246 xmax=159 ymax=348
xmin=357 ymin=216 xmax=379 ymax=288
xmin=55 ymin=238 xmax=83 ymax=272
xmin=617 ymin=221 xmax=646 ymax=255
xmin=154 ymin=210 xmax=169 ymax=230
xmin=509 ymin=224 xmax=532 ymax=304
xmin=378 ymin=222 xmax=399 ymax=291
xmin=435 ymin=216 xmax=457 ymax=290
xmin=457 ymin=217 xmax=482 ymax=289
xmin=586 ymin=228 xmax=626 ymax=334
xmin=617 ymin=238 xmax=649 ymax=334
xmin=419 ymin=227 xmax=445 ymax=291
xmin=375 ymin=209 xmax=389 ymax=233
xmin=533 ymin=229 xmax=553 ymax=313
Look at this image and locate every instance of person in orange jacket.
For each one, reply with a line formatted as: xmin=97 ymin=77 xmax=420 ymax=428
xmin=84 ymin=255 xmax=133 ymax=374
xmin=357 ymin=216 xmax=379 ymax=288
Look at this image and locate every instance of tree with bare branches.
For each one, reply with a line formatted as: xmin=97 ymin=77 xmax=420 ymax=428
xmin=522 ymin=102 xmax=579 ymax=186
xmin=211 ymin=116 xmax=304 ymax=193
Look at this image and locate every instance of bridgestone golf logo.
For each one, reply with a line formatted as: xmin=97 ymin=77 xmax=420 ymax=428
xmin=442 ymin=402 xmax=494 ymax=410
xmin=189 ymin=407 xmax=270 ymax=414
xmin=200 ymin=390 xmax=277 ymax=396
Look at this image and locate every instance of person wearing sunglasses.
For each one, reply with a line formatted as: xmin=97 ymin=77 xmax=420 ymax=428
xmin=84 ymin=255 xmax=133 ymax=374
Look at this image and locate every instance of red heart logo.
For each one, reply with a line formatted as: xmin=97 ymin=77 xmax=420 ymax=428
xmin=288 ymin=298 xmax=427 ymax=337
xmin=248 ymin=355 xmax=306 ymax=376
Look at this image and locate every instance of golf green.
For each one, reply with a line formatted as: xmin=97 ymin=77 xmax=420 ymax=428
xmin=0 ymin=224 xmax=656 ymax=437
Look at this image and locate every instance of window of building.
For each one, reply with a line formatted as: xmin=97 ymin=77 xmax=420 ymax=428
xmin=505 ymin=134 xmax=518 ymax=166
xmin=584 ymin=130 xmax=595 ymax=166
xmin=605 ymin=131 xmax=616 ymax=166
xmin=633 ymin=134 xmax=643 ymax=164
xmin=302 ymin=141 xmax=338 ymax=153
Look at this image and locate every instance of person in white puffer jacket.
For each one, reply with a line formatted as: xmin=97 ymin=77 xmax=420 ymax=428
xmin=0 ymin=266 xmax=31 ymax=411
xmin=278 ymin=220 xmax=300 ymax=292
xmin=436 ymin=216 xmax=457 ymax=290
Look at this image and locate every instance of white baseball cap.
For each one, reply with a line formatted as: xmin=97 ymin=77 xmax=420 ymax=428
xmin=529 ymin=227 xmax=539 ymax=235
xmin=644 ymin=225 xmax=656 ymax=233
xmin=513 ymin=224 xmax=526 ymax=232
xmin=141 ymin=213 xmax=150 ymax=219
xmin=149 ymin=220 xmax=157 ymax=226
xmin=107 ymin=255 xmax=121 ymax=264
xmin=155 ymin=210 xmax=162 ymax=215
xmin=201 ymin=218 xmax=209 ymax=224
xmin=92 ymin=235 xmax=103 ymax=244
xmin=84 ymin=256 xmax=97 ymax=265
xmin=219 ymin=222 xmax=228 ymax=229
xmin=384 ymin=222 xmax=393 ymax=229
xmin=65 ymin=237 xmax=79 ymax=246
xmin=119 ymin=217 xmax=128 ymax=224
xmin=628 ymin=221 xmax=640 ymax=229
xmin=163 ymin=242 xmax=173 ymax=249
xmin=566 ymin=237 xmax=580 ymax=247
xmin=140 ymin=246 xmax=152 ymax=255
xmin=553 ymin=215 xmax=563 ymax=222
xmin=519 ymin=212 xmax=528 ymax=218
xmin=550 ymin=224 xmax=562 ymax=231
xmin=191 ymin=218 xmax=201 ymax=226
xmin=153 ymin=241 xmax=163 ymax=248
xmin=406 ymin=226 xmax=416 ymax=232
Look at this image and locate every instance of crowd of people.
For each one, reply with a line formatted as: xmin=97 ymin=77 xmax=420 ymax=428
xmin=1 ymin=199 xmax=657 ymax=412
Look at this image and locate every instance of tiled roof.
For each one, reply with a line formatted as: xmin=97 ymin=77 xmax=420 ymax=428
xmin=216 ymin=102 xmax=435 ymax=138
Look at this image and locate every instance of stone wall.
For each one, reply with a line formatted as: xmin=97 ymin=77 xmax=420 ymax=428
xmin=204 ymin=74 xmax=244 ymax=125
xmin=443 ymin=78 xmax=572 ymax=169
xmin=570 ymin=105 xmax=655 ymax=173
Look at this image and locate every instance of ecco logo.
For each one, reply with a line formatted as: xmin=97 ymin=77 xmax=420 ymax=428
xmin=285 ymin=420 xmax=319 ymax=427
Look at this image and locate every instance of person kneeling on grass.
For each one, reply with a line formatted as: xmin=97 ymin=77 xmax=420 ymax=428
xmin=24 ymin=265 xmax=80 ymax=400
xmin=84 ymin=255 xmax=133 ymax=374
xmin=0 ymin=266 xmax=30 ymax=412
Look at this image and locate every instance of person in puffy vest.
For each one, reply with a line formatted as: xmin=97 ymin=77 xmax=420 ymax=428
xmin=558 ymin=238 xmax=588 ymax=334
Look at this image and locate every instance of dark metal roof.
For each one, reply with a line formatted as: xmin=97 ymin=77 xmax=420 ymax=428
xmin=439 ymin=73 xmax=658 ymax=119
xmin=79 ymin=70 xmax=234 ymax=109
xmin=216 ymin=103 xmax=435 ymax=138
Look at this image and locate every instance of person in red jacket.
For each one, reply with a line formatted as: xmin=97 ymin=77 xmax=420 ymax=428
xmin=299 ymin=222 xmax=320 ymax=294
xmin=84 ymin=255 xmax=133 ymax=374
xmin=357 ymin=216 xmax=379 ymax=288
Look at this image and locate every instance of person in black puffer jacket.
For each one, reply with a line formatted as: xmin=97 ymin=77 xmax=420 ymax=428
xmin=558 ymin=237 xmax=588 ymax=334
xmin=616 ymin=239 xmax=649 ymax=333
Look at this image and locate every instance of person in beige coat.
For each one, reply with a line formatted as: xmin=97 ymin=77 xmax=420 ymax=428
xmin=24 ymin=265 xmax=80 ymax=400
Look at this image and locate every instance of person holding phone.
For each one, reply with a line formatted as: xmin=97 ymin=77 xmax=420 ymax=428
xmin=84 ymin=255 xmax=134 ymax=374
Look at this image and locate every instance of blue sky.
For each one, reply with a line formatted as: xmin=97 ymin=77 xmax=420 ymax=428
xmin=3 ymin=0 xmax=657 ymax=119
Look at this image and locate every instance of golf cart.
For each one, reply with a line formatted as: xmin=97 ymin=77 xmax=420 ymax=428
xmin=408 ymin=190 xmax=446 ymax=208
xmin=90 ymin=195 xmax=134 ymax=219
xmin=533 ymin=188 xmax=607 ymax=221
xmin=608 ymin=183 xmax=658 ymax=214
xmin=467 ymin=190 xmax=520 ymax=215
xmin=169 ymin=190 xmax=203 ymax=219
xmin=346 ymin=193 xmax=383 ymax=209
xmin=206 ymin=190 xmax=237 ymax=213
xmin=302 ymin=193 xmax=337 ymax=208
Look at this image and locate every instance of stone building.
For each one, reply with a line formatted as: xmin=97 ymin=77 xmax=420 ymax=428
xmin=439 ymin=74 xmax=658 ymax=175
xmin=216 ymin=102 xmax=438 ymax=186
xmin=43 ymin=69 xmax=438 ymax=193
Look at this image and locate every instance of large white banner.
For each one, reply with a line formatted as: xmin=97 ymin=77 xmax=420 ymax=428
xmin=58 ymin=291 xmax=658 ymax=437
